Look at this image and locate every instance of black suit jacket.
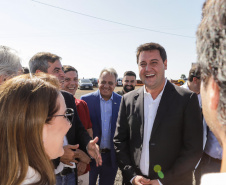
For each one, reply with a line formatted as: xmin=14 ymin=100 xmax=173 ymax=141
xmin=114 ymin=81 xmax=203 ymax=185
xmin=53 ymin=91 xmax=91 ymax=167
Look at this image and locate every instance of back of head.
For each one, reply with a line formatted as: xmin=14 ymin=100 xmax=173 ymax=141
xmin=0 ymin=46 xmax=21 ymax=82
xmin=196 ymin=0 xmax=226 ymax=123
xmin=22 ymin=67 xmax=30 ymax=74
xmin=29 ymin=52 xmax=61 ymax=73
xmin=188 ymin=64 xmax=201 ymax=82
xmin=136 ymin=42 xmax=167 ymax=63
xmin=0 ymin=74 xmax=60 ymax=185
xmin=123 ymin=71 xmax=136 ymax=78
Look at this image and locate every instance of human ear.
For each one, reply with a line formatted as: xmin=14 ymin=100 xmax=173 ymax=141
xmin=209 ymin=77 xmax=219 ymax=110
xmin=164 ymin=60 xmax=167 ymax=70
xmin=35 ymin=69 xmax=43 ymax=74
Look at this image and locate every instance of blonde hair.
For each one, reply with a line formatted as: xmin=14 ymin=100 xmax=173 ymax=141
xmin=0 ymin=74 xmax=60 ymax=185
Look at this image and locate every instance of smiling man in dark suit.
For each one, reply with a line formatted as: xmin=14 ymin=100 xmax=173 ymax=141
xmin=114 ymin=43 xmax=203 ymax=185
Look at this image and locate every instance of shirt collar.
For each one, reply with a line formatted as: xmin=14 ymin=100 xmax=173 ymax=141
xmin=99 ymin=91 xmax=113 ymax=101
xmin=144 ymin=78 xmax=167 ymax=99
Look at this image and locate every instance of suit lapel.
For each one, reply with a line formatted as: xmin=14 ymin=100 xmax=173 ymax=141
xmin=151 ymin=81 xmax=174 ymax=135
xmin=134 ymin=86 xmax=145 ymax=144
xmin=111 ymin=93 xmax=118 ymax=135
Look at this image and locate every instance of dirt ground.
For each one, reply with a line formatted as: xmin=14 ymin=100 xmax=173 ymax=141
xmin=75 ymin=86 xmax=142 ymax=185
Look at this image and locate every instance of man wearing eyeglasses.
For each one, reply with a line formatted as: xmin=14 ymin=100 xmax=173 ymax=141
xmin=29 ymin=52 xmax=102 ymax=185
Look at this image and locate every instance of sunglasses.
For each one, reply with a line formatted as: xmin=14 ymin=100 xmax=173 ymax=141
xmin=52 ymin=108 xmax=74 ymax=124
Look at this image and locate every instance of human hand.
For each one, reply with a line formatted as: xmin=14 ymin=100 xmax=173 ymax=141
xmin=60 ymin=144 xmax=79 ymax=166
xmin=86 ymin=137 xmax=102 ymax=166
xmin=74 ymin=149 xmax=91 ymax=164
xmin=150 ymin=179 xmax=160 ymax=185
xmin=77 ymin=161 xmax=87 ymax=176
xmin=132 ymin=175 xmax=151 ymax=185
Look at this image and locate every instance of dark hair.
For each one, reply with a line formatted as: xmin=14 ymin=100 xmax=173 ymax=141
xmin=196 ymin=0 xmax=226 ymax=123
xmin=136 ymin=42 xmax=167 ymax=63
xmin=29 ymin=52 xmax=61 ymax=73
xmin=123 ymin=71 xmax=136 ymax=79
xmin=63 ymin=65 xmax=78 ymax=76
xmin=22 ymin=67 xmax=30 ymax=74
xmin=188 ymin=64 xmax=201 ymax=82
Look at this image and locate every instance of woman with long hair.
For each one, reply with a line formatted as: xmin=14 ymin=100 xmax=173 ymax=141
xmin=0 ymin=74 xmax=72 ymax=185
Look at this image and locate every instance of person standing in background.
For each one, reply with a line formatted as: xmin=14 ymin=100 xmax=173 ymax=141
xmin=81 ymin=68 xmax=121 ymax=185
xmin=63 ymin=65 xmax=93 ymax=185
xmin=117 ymin=71 xmax=137 ymax=96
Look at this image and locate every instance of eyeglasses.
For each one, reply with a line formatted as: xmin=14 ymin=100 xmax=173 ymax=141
xmin=52 ymin=108 xmax=74 ymax=124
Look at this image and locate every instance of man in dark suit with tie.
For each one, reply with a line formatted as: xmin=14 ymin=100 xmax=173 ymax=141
xmin=81 ymin=68 xmax=122 ymax=185
xmin=114 ymin=43 xmax=203 ymax=185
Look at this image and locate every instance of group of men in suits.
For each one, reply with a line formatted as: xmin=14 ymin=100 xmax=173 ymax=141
xmin=1 ymin=2 xmax=225 ymax=183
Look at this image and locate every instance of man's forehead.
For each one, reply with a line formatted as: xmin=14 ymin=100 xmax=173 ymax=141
xmin=124 ymin=75 xmax=136 ymax=80
xmin=100 ymin=72 xmax=114 ymax=79
xmin=65 ymin=71 xmax=78 ymax=78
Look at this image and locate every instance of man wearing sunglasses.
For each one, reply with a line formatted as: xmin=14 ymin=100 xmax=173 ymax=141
xmin=29 ymin=52 xmax=102 ymax=185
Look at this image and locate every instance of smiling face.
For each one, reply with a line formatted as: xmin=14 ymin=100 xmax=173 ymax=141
xmin=64 ymin=71 xmax=78 ymax=95
xmin=98 ymin=72 xmax=116 ymax=101
xmin=43 ymin=93 xmax=71 ymax=159
xmin=123 ymin=75 xmax=136 ymax=93
xmin=47 ymin=60 xmax=65 ymax=89
xmin=138 ymin=50 xmax=167 ymax=92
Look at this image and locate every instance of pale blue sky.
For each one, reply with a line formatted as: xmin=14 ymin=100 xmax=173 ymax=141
xmin=1 ymin=0 xmax=205 ymax=79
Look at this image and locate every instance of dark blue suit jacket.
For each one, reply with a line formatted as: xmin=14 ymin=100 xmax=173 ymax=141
xmin=81 ymin=90 xmax=121 ymax=168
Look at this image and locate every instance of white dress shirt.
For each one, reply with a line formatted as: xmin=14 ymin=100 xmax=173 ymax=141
xmin=54 ymin=136 xmax=76 ymax=174
xmin=201 ymin=173 xmax=226 ymax=185
xmin=136 ymin=79 xmax=167 ymax=185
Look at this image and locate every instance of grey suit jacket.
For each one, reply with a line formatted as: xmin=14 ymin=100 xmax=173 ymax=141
xmin=114 ymin=81 xmax=203 ymax=185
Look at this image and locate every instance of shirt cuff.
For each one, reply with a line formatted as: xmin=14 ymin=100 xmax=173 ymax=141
xmin=158 ymin=179 xmax=163 ymax=185
xmin=130 ymin=176 xmax=136 ymax=184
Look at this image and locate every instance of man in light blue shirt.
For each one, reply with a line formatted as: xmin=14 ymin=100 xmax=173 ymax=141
xmin=81 ymin=68 xmax=122 ymax=185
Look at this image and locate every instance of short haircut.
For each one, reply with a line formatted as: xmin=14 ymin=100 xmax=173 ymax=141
xmin=196 ymin=0 xmax=226 ymax=123
xmin=123 ymin=71 xmax=136 ymax=79
xmin=29 ymin=52 xmax=61 ymax=73
xmin=99 ymin=68 xmax=118 ymax=82
xmin=0 ymin=46 xmax=21 ymax=77
xmin=63 ymin=65 xmax=78 ymax=75
xmin=188 ymin=64 xmax=201 ymax=82
xmin=22 ymin=67 xmax=30 ymax=74
xmin=136 ymin=42 xmax=167 ymax=63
